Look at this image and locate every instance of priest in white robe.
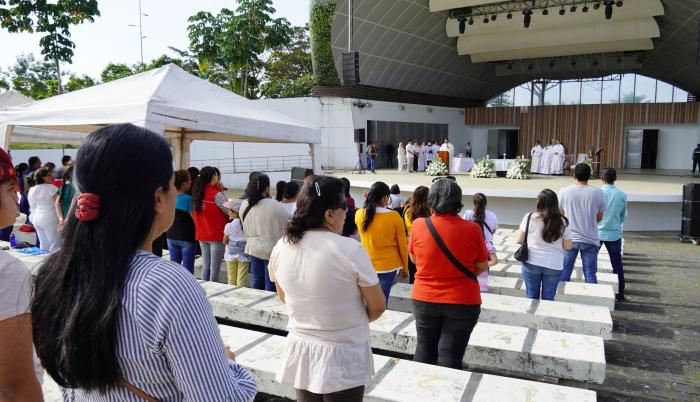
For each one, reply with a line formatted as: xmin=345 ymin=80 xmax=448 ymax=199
xmin=425 ymin=141 xmax=434 ymax=166
xmin=530 ymin=141 xmax=543 ymax=174
xmin=540 ymin=141 xmax=553 ymax=175
xmin=417 ymin=142 xmax=426 ymax=171
xmin=432 ymin=142 xmax=440 ymax=161
xmin=550 ymin=139 xmax=565 ymax=175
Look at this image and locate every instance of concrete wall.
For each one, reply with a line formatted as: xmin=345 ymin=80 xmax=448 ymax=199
xmin=625 ymin=124 xmax=700 ymax=170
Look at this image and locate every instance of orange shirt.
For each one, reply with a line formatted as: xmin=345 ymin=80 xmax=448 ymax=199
xmin=408 ymin=214 xmax=487 ymax=305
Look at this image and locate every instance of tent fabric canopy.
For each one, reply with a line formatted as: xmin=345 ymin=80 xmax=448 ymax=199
xmin=0 ymin=64 xmax=321 ymax=171
xmin=0 ymin=90 xmax=33 ymax=109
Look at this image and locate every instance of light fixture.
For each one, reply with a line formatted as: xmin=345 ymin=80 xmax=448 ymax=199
xmin=616 ymin=57 xmax=623 ymax=64
xmin=549 ymin=60 xmax=556 ymax=69
xmin=491 ymin=14 xmax=497 ymax=21
xmin=458 ymin=17 xmax=466 ymax=34
xmin=507 ymin=12 xmax=513 ymax=19
xmin=522 ymin=8 xmax=533 ymax=28
xmin=593 ymin=2 xmax=601 ymax=9
xmin=570 ymin=5 xmax=577 ymax=12
xmin=604 ymin=0 xmax=614 ymax=19
xmin=542 ymin=8 xmax=549 ymax=15
xmin=483 ymin=16 xmax=489 ymax=23
xmin=468 ymin=17 xmax=474 ymax=25
xmin=527 ymin=64 xmax=534 ymax=71
xmin=616 ymin=0 xmax=623 ymax=6
xmin=398 ymin=104 xmax=406 ymax=110
xmin=559 ymin=7 xmax=566 ymax=15
xmin=426 ymin=107 xmax=433 ymax=113
xmin=570 ymin=60 xmax=577 ymax=67
xmin=592 ymin=59 xmax=599 ymax=67
xmin=582 ymin=4 xmax=589 ymax=12
xmin=507 ymin=63 xmax=513 ymax=70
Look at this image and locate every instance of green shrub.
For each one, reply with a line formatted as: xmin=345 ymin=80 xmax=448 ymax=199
xmin=309 ymin=0 xmax=341 ymax=86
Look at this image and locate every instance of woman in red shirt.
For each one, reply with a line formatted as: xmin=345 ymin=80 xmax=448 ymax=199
xmin=192 ymin=166 xmax=229 ymax=282
xmin=408 ymin=178 xmax=488 ymax=369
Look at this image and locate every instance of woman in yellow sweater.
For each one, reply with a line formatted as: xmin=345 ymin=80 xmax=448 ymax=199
xmin=355 ymin=182 xmax=408 ymax=301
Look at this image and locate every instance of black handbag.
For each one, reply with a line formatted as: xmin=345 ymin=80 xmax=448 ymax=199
xmin=425 ymin=217 xmax=478 ymax=283
xmin=513 ymin=213 xmax=532 ymax=262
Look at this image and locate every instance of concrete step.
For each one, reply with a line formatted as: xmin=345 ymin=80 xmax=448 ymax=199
xmin=391 ymin=278 xmax=616 ymax=310
xmin=201 ymin=282 xmax=607 ymax=384
xmin=489 ymin=262 xmax=620 ymax=294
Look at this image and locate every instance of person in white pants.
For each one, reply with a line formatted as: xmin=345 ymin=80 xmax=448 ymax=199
xmin=406 ymin=141 xmax=415 ymax=172
xmin=27 ymin=168 xmax=60 ymax=252
xmin=397 ymin=142 xmax=408 ymax=172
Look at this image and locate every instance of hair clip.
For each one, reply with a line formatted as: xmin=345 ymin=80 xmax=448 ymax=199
xmin=315 ymin=182 xmax=321 ymax=197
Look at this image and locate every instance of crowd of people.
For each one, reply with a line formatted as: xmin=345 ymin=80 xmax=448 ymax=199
xmin=0 ymin=123 xmax=628 ymax=401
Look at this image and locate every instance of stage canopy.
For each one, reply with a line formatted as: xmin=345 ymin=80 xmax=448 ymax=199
xmin=329 ymin=0 xmax=699 ymax=104
xmin=0 ymin=90 xmax=33 ymax=109
xmin=0 ymin=64 xmax=322 ymax=171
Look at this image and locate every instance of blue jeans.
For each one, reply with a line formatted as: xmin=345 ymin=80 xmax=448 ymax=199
xmin=200 ymin=241 xmax=224 ymax=282
xmin=377 ymin=270 xmax=397 ymax=302
xmin=250 ymin=256 xmax=276 ymax=291
xmin=522 ymin=262 xmax=561 ymax=301
xmin=600 ymin=239 xmax=625 ymax=296
xmin=368 ymin=157 xmax=376 ymax=173
xmin=167 ymin=239 xmax=196 ymax=274
xmin=0 ymin=225 xmax=12 ymax=242
xmin=561 ymin=242 xmax=599 ymax=284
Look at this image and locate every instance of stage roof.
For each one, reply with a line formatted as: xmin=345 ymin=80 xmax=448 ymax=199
xmin=330 ymin=0 xmax=700 ymax=103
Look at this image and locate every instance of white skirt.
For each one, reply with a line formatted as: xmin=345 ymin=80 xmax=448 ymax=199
xmin=276 ymin=332 xmax=374 ymax=394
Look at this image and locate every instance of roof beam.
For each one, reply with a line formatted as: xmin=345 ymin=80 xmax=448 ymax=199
xmin=469 ymin=38 xmax=654 ymax=62
xmin=430 ymin=0 xmax=502 ymax=13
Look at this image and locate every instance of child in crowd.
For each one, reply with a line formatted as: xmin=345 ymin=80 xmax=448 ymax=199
xmin=223 ymin=199 xmax=250 ymax=287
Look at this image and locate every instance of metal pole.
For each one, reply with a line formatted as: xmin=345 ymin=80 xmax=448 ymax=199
xmin=348 ymin=0 xmax=353 ymax=51
xmin=138 ymin=0 xmax=144 ymax=65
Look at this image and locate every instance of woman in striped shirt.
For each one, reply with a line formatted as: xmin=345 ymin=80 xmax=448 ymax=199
xmin=31 ymin=124 xmax=257 ymax=401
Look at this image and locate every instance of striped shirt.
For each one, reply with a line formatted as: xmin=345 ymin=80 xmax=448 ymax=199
xmin=61 ymin=251 xmax=256 ymax=401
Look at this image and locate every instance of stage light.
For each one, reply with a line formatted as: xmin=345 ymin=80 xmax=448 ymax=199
xmin=542 ymin=8 xmax=549 ymax=15
xmin=604 ymin=0 xmax=614 ymax=19
xmin=593 ymin=2 xmax=601 ymax=9
xmin=468 ymin=17 xmax=474 ymax=25
xmin=570 ymin=5 xmax=577 ymax=12
xmin=458 ymin=17 xmax=466 ymax=34
xmin=570 ymin=60 xmax=577 ymax=67
xmin=522 ymin=9 xmax=533 ymax=28
xmin=507 ymin=63 xmax=513 ymax=70
xmin=592 ymin=59 xmax=599 ymax=67
xmin=483 ymin=16 xmax=489 ymax=23
xmin=559 ymin=7 xmax=566 ymax=15
xmin=507 ymin=12 xmax=513 ymax=19
xmin=527 ymin=64 xmax=534 ymax=71
xmin=549 ymin=60 xmax=556 ymax=69
xmin=491 ymin=14 xmax=497 ymax=21
xmin=616 ymin=0 xmax=623 ymax=6
xmin=616 ymin=57 xmax=623 ymax=64
xmin=582 ymin=5 xmax=589 ymax=12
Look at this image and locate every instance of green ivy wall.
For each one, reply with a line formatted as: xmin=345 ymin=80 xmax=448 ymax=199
xmin=310 ymin=0 xmax=341 ymax=86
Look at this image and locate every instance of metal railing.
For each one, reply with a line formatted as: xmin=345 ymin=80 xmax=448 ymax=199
xmin=190 ymin=155 xmax=312 ymax=174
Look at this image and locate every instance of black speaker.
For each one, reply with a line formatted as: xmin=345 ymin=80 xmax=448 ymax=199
xmin=354 ymin=128 xmax=365 ymax=143
xmin=682 ymin=183 xmax=700 ymax=237
xmin=291 ymin=167 xmax=313 ymax=185
xmin=342 ymin=52 xmax=360 ymax=86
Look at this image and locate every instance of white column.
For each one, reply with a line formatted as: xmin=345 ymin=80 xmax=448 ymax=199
xmin=310 ymin=143 xmax=322 ymax=174
xmin=181 ymin=137 xmax=193 ymax=170
xmin=171 ymin=136 xmax=183 ymax=170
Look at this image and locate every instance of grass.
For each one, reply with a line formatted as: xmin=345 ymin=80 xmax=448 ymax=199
xmin=10 ymin=142 xmax=77 ymax=150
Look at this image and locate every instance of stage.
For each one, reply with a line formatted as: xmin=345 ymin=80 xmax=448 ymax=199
xmin=330 ymin=169 xmax=700 ymax=231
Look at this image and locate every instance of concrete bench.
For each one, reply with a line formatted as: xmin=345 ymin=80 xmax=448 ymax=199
xmin=490 ymin=262 xmax=620 ymax=294
xmin=391 ymin=278 xmax=616 ymax=310
xmin=40 ymin=324 xmax=596 ymax=401
xmin=201 ymin=282 xmax=607 ymax=383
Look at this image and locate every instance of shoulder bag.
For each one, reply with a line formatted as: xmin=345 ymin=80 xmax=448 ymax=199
xmin=120 ymin=378 xmax=159 ymax=402
xmin=513 ymin=213 xmax=532 ymax=262
xmin=425 ymin=217 xmax=478 ymax=283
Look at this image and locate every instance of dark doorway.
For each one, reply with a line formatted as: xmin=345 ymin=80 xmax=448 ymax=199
xmin=641 ymin=129 xmax=658 ymax=169
xmin=497 ymin=130 xmax=520 ymax=159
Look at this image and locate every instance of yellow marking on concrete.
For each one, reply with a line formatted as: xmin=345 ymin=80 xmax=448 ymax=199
xmin=416 ymin=375 xmax=442 ymax=389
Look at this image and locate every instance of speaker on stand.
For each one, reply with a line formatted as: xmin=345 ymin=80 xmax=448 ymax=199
xmin=352 ymin=128 xmax=366 ymax=174
xmin=680 ymin=183 xmax=700 ymax=245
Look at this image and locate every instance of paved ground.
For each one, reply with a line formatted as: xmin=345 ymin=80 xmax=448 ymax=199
xmin=590 ymin=231 xmax=700 ymax=402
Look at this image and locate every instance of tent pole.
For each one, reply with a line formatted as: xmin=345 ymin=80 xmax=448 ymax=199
xmin=171 ymin=137 xmax=183 ymax=170
xmin=182 ymin=137 xmax=192 ymax=170
xmin=0 ymin=125 xmax=14 ymax=150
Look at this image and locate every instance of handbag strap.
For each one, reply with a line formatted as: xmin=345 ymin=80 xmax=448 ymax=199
xmin=523 ymin=213 xmax=532 ymax=245
xmin=120 ymin=378 xmax=159 ymax=402
xmin=425 ymin=217 xmax=478 ymax=283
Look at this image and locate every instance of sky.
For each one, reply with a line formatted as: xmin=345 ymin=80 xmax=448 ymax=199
xmin=0 ymin=0 xmax=311 ymax=78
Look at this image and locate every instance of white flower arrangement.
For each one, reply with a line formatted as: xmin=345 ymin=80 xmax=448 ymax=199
xmin=425 ymin=159 xmax=448 ymax=176
xmin=506 ymin=156 xmax=530 ymax=180
xmin=582 ymin=159 xmax=597 ymax=178
xmin=470 ymin=157 xmax=494 ymax=178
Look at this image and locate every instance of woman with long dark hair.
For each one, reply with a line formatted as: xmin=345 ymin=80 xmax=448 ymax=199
xmin=0 ymin=147 xmax=43 ymax=401
xmin=355 ymin=181 xmax=408 ymax=301
xmin=340 ymin=177 xmax=355 ymax=211
xmin=31 ymin=124 xmax=256 ymax=401
xmin=27 ymin=167 xmax=60 ymax=251
xmin=192 ymin=166 xmax=229 ymax=282
xmin=269 ymin=176 xmax=385 ymax=401
xmin=240 ymin=173 xmax=289 ymax=291
xmin=275 ymin=180 xmax=287 ymax=202
xmin=515 ymin=189 xmax=573 ymax=300
xmin=55 ymin=165 xmax=76 ymax=232
xmin=403 ymin=186 xmax=430 ymax=284
xmin=463 ymin=193 xmax=499 ymax=290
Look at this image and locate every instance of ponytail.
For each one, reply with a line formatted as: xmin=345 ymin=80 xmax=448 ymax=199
xmin=362 ymin=181 xmax=390 ymax=231
xmin=472 ymin=193 xmax=487 ymax=232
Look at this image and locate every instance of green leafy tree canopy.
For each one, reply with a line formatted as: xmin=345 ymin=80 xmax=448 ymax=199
xmin=260 ymin=25 xmax=313 ymax=98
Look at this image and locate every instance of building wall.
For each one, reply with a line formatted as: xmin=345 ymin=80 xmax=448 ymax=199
xmin=626 ymin=124 xmax=700 ymax=170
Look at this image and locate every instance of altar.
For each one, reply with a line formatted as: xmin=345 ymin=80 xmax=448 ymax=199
xmin=451 ymin=157 xmax=474 ymax=172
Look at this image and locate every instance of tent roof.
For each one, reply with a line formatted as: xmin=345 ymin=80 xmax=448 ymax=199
xmin=0 ymin=64 xmax=320 ymax=145
xmin=0 ymin=90 xmax=33 ymax=109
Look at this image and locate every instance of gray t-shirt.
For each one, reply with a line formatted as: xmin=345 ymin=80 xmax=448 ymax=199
xmin=558 ymin=184 xmax=606 ymax=245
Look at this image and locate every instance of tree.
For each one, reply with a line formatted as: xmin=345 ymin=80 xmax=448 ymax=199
xmin=7 ymin=54 xmax=61 ymax=100
xmin=187 ymin=0 xmax=292 ymax=98
xmin=520 ymin=79 xmax=559 ymax=106
xmin=64 ymin=74 xmax=96 ymax=92
xmin=487 ymin=92 xmax=513 ymax=107
xmin=1 ymin=0 xmax=100 ymax=93
xmin=618 ymin=92 xmax=648 ymax=103
xmin=0 ymin=68 xmax=9 ymax=90
xmin=260 ymin=26 xmax=313 ymax=98
xmin=100 ymin=63 xmax=134 ymax=83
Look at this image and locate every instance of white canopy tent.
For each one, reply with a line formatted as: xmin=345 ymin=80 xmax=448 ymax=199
xmin=0 ymin=90 xmax=33 ymax=109
xmin=0 ymin=64 xmax=321 ymax=171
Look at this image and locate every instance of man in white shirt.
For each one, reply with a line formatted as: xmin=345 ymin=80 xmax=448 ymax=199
xmin=406 ymin=141 xmax=415 ymax=173
xmin=550 ymin=138 xmax=565 ymax=175
xmin=530 ymin=141 xmax=543 ymax=174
